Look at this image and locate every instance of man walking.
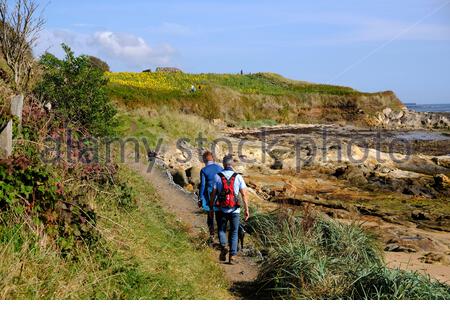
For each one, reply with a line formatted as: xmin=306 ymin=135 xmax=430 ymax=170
xmin=198 ymin=151 xmax=223 ymax=245
xmin=210 ymin=155 xmax=250 ymax=265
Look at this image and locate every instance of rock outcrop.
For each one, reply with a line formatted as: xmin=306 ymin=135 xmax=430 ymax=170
xmin=376 ymin=108 xmax=450 ymax=130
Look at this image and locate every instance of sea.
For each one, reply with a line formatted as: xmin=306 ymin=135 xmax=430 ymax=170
xmin=405 ymin=103 xmax=450 ymax=113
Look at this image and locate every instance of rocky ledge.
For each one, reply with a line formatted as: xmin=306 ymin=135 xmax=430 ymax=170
xmin=376 ymin=107 xmax=450 ymax=130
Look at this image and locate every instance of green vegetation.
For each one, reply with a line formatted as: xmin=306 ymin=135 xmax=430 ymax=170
xmin=35 ymin=44 xmax=117 ymax=136
xmin=0 ymin=167 xmax=231 ymax=299
xmin=87 ymin=55 xmax=110 ymax=73
xmin=239 ymin=119 xmax=279 ymax=129
xmin=1 ymin=39 xmax=230 ymax=299
xmin=107 ymin=71 xmax=403 ymax=126
xmin=108 ymin=72 xmax=360 ymax=97
xmin=117 ymin=107 xmax=217 ymax=148
xmin=247 ymin=210 xmax=450 ymax=300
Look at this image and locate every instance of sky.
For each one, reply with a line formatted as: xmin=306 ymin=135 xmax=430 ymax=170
xmin=32 ymin=0 xmax=450 ymax=103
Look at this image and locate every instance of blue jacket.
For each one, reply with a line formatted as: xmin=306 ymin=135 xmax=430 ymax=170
xmin=199 ymin=161 xmax=223 ymax=211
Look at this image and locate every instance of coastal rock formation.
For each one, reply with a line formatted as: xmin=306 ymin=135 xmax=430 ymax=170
xmin=376 ymin=108 xmax=450 ymax=129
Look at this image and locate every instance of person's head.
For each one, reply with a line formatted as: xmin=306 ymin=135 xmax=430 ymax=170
xmin=223 ymin=155 xmax=234 ymax=169
xmin=202 ymin=151 xmax=214 ymax=164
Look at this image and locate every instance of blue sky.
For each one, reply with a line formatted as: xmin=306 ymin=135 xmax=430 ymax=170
xmin=35 ymin=0 xmax=450 ymax=103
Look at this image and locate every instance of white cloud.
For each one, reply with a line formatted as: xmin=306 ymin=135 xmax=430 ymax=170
xmin=35 ymin=29 xmax=176 ymax=71
xmin=91 ymin=31 xmax=175 ymax=68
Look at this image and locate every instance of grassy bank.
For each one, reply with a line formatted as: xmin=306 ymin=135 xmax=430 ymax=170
xmin=107 ymin=72 xmax=360 ymax=97
xmin=107 ymin=72 xmax=404 ymax=126
xmin=0 ymin=167 xmax=231 ymax=300
xmin=117 ymin=107 xmax=217 ymax=148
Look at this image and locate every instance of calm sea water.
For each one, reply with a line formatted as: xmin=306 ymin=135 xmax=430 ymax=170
xmin=406 ymin=104 xmax=450 ymax=113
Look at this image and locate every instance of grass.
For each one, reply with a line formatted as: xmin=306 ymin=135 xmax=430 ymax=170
xmin=246 ymin=210 xmax=450 ymax=300
xmin=0 ymin=167 xmax=231 ymax=299
xmin=239 ymin=119 xmax=279 ymax=129
xmin=117 ymin=107 xmax=217 ymax=148
xmin=107 ymin=71 xmax=404 ymax=126
xmin=350 ymin=266 xmax=450 ymax=300
xmin=107 ymin=72 xmax=360 ymax=98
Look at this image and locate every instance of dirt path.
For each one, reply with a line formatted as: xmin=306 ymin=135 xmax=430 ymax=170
xmin=127 ymin=160 xmax=259 ymax=296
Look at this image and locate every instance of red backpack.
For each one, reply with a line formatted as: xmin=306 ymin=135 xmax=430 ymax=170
xmin=216 ymin=173 xmax=240 ymax=208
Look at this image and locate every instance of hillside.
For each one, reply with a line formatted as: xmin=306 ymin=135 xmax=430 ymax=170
xmin=107 ymin=72 xmax=405 ymax=126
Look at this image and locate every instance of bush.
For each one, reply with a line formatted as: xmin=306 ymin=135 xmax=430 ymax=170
xmin=0 ymin=155 xmax=99 ymax=254
xmin=35 ymin=44 xmax=117 ymax=136
xmin=87 ymin=55 xmax=110 ymax=73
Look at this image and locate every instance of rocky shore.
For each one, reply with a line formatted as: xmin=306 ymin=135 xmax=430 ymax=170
xmin=159 ymin=114 xmax=450 ymax=282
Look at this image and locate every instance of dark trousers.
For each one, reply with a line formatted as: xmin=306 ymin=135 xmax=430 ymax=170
xmin=207 ymin=211 xmax=222 ymax=237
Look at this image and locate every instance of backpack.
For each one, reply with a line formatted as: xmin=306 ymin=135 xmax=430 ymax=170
xmin=216 ymin=173 xmax=240 ymax=208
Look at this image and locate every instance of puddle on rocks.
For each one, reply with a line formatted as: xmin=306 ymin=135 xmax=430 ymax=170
xmin=394 ymin=131 xmax=449 ymax=141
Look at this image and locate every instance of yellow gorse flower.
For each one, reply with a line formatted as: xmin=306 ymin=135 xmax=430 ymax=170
xmin=106 ymin=72 xmax=207 ymax=92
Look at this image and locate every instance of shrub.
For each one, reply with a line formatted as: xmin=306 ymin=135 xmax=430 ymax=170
xmin=0 ymin=155 xmax=99 ymax=254
xmin=35 ymin=44 xmax=117 ymax=136
xmin=87 ymin=55 xmax=110 ymax=73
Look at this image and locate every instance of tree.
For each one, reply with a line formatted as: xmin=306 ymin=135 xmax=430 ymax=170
xmin=0 ymin=0 xmax=44 ymax=92
xmin=35 ymin=44 xmax=117 ymax=136
xmin=87 ymin=55 xmax=110 ymax=73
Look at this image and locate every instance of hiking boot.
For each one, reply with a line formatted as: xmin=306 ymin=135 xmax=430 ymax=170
xmin=229 ymin=255 xmax=238 ymax=265
xmin=207 ymin=236 xmax=215 ymax=248
xmin=219 ymin=247 xmax=229 ymax=262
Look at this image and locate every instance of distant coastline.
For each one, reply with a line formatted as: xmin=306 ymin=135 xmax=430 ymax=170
xmin=405 ymin=103 xmax=450 ymax=113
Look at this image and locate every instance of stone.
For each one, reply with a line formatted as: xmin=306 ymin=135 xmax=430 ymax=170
xmin=434 ymin=174 xmax=450 ymax=190
xmin=0 ymin=120 xmax=12 ymax=158
xmin=171 ymin=169 xmax=189 ymax=187
xmin=187 ymin=165 xmax=203 ymax=187
xmin=384 ymin=243 xmax=416 ymax=253
xmin=10 ymin=94 xmax=24 ymax=124
xmin=185 ymin=184 xmax=194 ymax=193
xmin=420 ymin=252 xmax=450 ymax=265
xmin=392 ymin=110 xmax=404 ymax=120
xmin=411 ymin=211 xmax=431 ymax=221
xmin=333 ymin=165 xmax=368 ymax=186
xmin=383 ymin=108 xmax=392 ymax=117
xmin=269 ymin=147 xmax=294 ymax=161
xmin=270 ymin=159 xmax=284 ymax=170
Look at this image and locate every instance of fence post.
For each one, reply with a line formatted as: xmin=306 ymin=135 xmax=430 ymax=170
xmin=0 ymin=119 xmax=13 ymax=158
xmin=11 ymin=94 xmax=24 ymax=124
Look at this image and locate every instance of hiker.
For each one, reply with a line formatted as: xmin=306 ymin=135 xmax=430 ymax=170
xmin=210 ymin=155 xmax=250 ymax=265
xmin=198 ymin=151 xmax=223 ymax=245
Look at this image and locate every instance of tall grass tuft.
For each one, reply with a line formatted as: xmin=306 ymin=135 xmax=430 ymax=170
xmin=349 ymin=267 xmax=450 ymax=300
xmin=247 ymin=210 xmax=450 ymax=300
